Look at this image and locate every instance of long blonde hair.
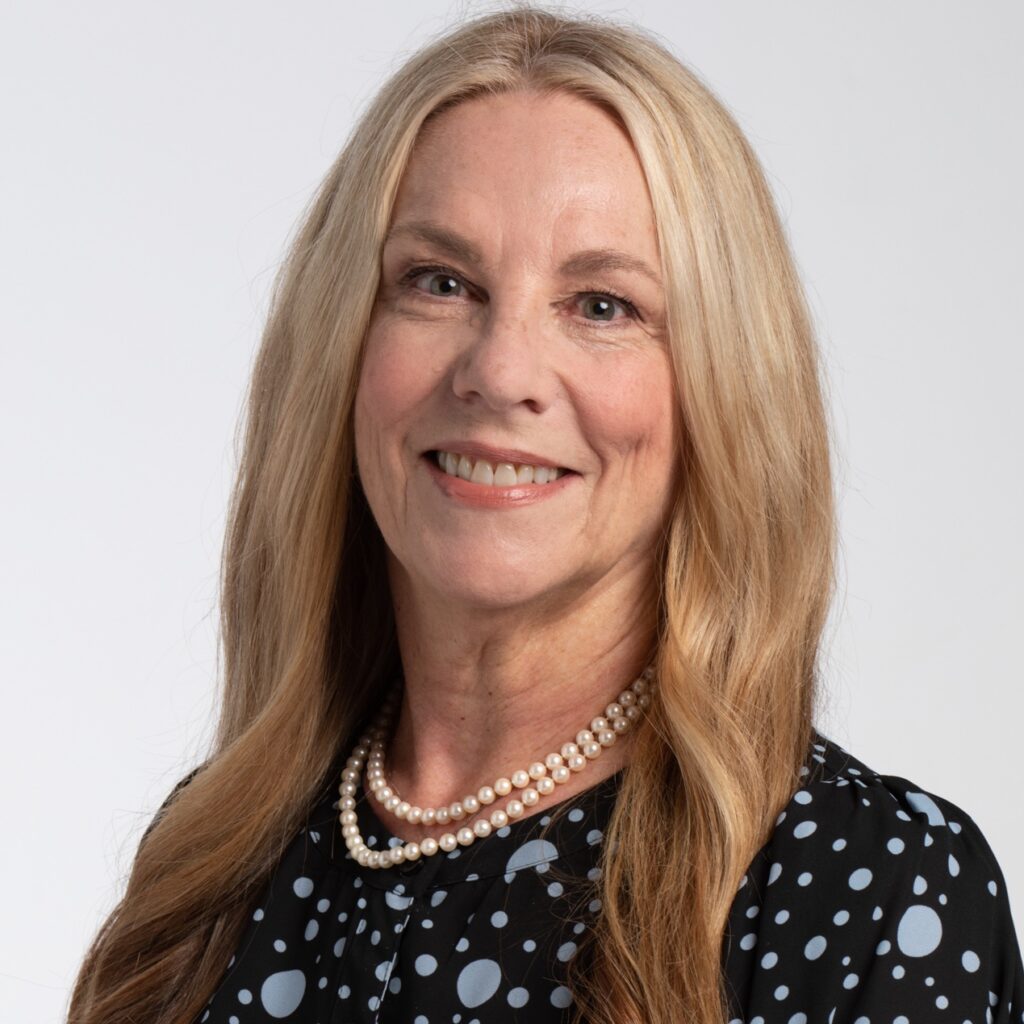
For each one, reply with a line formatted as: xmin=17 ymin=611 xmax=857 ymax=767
xmin=67 ymin=5 xmax=837 ymax=1022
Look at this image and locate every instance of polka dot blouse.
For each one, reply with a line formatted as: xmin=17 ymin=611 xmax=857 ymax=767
xmin=176 ymin=729 xmax=1024 ymax=1022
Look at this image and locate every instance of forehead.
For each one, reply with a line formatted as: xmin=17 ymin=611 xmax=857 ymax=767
xmin=387 ymin=90 xmax=660 ymax=267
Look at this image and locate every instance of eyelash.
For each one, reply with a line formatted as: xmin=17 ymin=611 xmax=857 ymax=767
xmin=396 ymin=263 xmax=641 ymax=324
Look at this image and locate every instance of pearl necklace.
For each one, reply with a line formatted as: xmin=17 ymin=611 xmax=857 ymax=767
xmin=337 ymin=665 xmax=654 ymax=870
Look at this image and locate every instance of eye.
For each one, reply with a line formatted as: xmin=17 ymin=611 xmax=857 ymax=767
xmin=399 ymin=264 xmax=469 ymax=299
xmin=576 ymin=292 xmax=640 ymax=324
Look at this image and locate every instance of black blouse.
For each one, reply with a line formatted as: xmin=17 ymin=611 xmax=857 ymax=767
xmin=172 ymin=729 xmax=1024 ymax=1023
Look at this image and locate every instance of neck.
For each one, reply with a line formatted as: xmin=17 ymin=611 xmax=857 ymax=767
xmin=370 ymin=553 xmax=657 ymax=842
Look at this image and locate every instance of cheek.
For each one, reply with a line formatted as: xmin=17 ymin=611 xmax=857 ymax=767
xmin=579 ymin=354 xmax=678 ymax=474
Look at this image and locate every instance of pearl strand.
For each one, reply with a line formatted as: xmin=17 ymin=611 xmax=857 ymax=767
xmin=337 ymin=667 xmax=654 ymax=870
xmin=369 ymin=665 xmax=654 ymax=828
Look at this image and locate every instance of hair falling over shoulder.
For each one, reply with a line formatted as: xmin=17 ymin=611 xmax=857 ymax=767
xmin=67 ymin=5 xmax=837 ymax=1022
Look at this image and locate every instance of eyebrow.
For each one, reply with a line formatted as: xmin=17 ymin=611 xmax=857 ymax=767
xmin=384 ymin=220 xmax=662 ymax=287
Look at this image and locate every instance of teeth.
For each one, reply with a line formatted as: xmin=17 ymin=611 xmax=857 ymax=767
xmin=434 ymin=451 xmax=566 ymax=486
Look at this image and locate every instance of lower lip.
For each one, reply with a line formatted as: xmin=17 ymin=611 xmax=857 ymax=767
xmin=422 ymin=453 xmax=579 ymax=508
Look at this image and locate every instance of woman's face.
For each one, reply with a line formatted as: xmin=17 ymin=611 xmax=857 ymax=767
xmin=354 ymin=89 xmax=679 ymax=613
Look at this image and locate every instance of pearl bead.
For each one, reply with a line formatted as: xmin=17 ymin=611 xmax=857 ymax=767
xmin=637 ymin=693 xmax=650 ymax=709
xmin=597 ymin=728 xmax=617 ymax=747
xmin=478 ymin=786 xmax=496 ymax=804
xmin=435 ymin=807 xmax=450 ymax=825
xmin=472 ymin=819 xmax=492 ymax=838
xmin=407 ymin=806 xmax=423 ymax=824
xmin=388 ymin=846 xmax=405 ymax=864
xmin=560 ymin=742 xmax=580 ymax=759
xmin=495 ymin=777 xmax=512 ymax=796
xmin=341 ymin=810 xmax=357 ymax=825
xmin=341 ymin=782 xmax=356 ymax=796
xmin=439 ymin=833 xmax=458 ymax=852
xmin=567 ymin=753 xmax=586 ymax=772
xmin=404 ymin=842 xmax=421 ymax=860
xmin=618 ymin=690 xmax=636 ymax=707
xmin=511 ymin=770 xmax=530 ymax=788
xmin=583 ymin=740 xmax=602 ymax=759
xmin=449 ymin=802 xmax=465 ymax=820
xmin=384 ymin=795 xmax=400 ymax=812
xmin=576 ymin=729 xmax=594 ymax=747
xmin=420 ymin=837 xmax=439 ymax=856
xmin=379 ymin=786 xmax=394 ymax=802
xmin=522 ymin=787 xmax=539 ymax=806
xmin=342 ymin=824 xmax=358 ymax=837
xmin=396 ymin=800 xmax=411 ymax=818
xmin=536 ymin=777 xmax=555 ymax=795
xmin=489 ymin=808 xmax=508 ymax=828
xmin=421 ymin=808 xmax=436 ymax=826
xmin=357 ymin=849 xmax=370 ymax=866
xmin=551 ymin=764 xmax=570 ymax=784
xmin=590 ymin=716 xmax=608 ymax=733
xmin=456 ymin=827 xmax=475 ymax=846
xmin=506 ymin=799 xmax=524 ymax=818
xmin=340 ymin=796 xmax=355 ymax=810
xmin=462 ymin=795 xmax=480 ymax=814
xmin=612 ymin=716 xmax=630 ymax=734
xmin=624 ymin=706 xmax=640 ymax=722
xmin=544 ymin=752 xmax=564 ymax=770
xmin=632 ymin=677 xmax=648 ymax=694
xmin=528 ymin=762 xmax=547 ymax=780
xmin=605 ymin=702 xmax=623 ymax=719
xmin=341 ymin=768 xmax=359 ymax=782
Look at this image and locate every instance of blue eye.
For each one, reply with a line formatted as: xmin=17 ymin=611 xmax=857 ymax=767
xmin=578 ymin=293 xmax=638 ymax=322
xmin=399 ymin=265 xmax=466 ymax=297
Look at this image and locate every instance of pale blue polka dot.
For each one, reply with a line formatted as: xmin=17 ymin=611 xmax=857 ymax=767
xmin=804 ymin=936 xmax=827 ymax=960
xmin=430 ymin=890 xmax=447 ymax=908
xmin=936 ymin=994 xmax=949 ymax=1008
xmin=774 ymin=984 xmax=789 ymax=1000
xmin=456 ymin=937 xmax=470 ymax=953
xmin=550 ymin=986 xmax=573 ymax=1008
xmin=568 ymin=808 xmax=585 ymax=822
xmin=252 ymin=908 xmax=264 ymax=921
xmin=843 ymin=973 xmax=859 ymax=989
xmin=962 ymin=950 xmax=980 ymax=972
xmin=415 ymin=954 xmax=438 ymax=977
xmin=887 ymin=837 xmax=905 ymax=854
xmin=793 ymin=821 xmax=816 ymax=839
xmin=386 ymin=891 xmax=415 ymax=911
xmin=304 ymin=920 xmax=319 ymax=940
xmin=775 ymin=910 xmax=790 ymax=924
xmin=456 ymin=959 xmax=501 ymax=1008
xmin=260 ymin=970 xmax=306 ymax=1018
xmin=834 ymin=910 xmax=850 ymax=925
xmin=848 ymin=868 xmax=872 ymax=890
xmin=797 ymin=872 xmax=813 ymax=886
xmin=905 ymin=791 xmax=945 ymax=825
xmin=238 ymin=989 xmax=252 ymax=1004
xmin=273 ymin=939 xmax=286 ymax=953
xmin=508 ymin=987 xmax=530 ymax=1008
xmin=523 ymin=939 xmax=536 ymax=952
xmin=832 ymin=838 xmax=846 ymax=851
xmin=504 ymin=840 xmax=559 ymax=882
xmin=316 ymin=898 xmax=330 ymax=912
xmin=547 ymin=882 xmax=564 ymax=897
xmin=761 ymin=952 xmax=778 ymax=968
xmin=292 ymin=877 xmax=314 ymax=898
xmin=789 ymin=1015 xmax=807 ymax=1024
xmin=557 ymin=941 xmax=577 ymax=962
xmin=740 ymin=933 xmax=757 ymax=951
xmin=897 ymin=905 xmax=943 ymax=957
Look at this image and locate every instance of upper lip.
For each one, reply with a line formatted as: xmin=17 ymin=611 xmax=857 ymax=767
xmin=427 ymin=440 xmax=575 ymax=471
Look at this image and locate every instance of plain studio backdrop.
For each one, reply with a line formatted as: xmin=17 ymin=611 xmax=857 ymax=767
xmin=2 ymin=1 xmax=1021 ymax=1019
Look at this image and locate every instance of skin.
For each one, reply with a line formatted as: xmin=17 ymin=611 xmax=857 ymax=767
xmin=353 ymin=89 xmax=680 ymax=843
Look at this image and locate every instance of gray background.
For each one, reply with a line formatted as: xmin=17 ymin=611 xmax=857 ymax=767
xmin=1 ymin=2 xmax=1021 ymax=1019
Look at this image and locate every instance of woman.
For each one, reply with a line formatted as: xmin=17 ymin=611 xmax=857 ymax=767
xmin=68 ymin=6 xmax=1023 ymax=1024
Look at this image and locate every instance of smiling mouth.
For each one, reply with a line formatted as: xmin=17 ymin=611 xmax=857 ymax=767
xmin=428 ymin=450 xmax=575 ymax=487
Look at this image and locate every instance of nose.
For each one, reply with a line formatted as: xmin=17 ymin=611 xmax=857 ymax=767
xmin=449 ymin=298 xmax=555 ymax=415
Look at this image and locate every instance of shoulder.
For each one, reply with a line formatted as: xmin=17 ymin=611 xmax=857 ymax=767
xmin=723 ymin=729 xmax=1024 ymax=1020
xmin=140 ymin=763 xmax=206 ymax=847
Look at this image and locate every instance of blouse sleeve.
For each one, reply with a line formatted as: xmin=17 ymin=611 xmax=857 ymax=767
xmin=842 ymin=784 xmax=1024 ymax=1022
